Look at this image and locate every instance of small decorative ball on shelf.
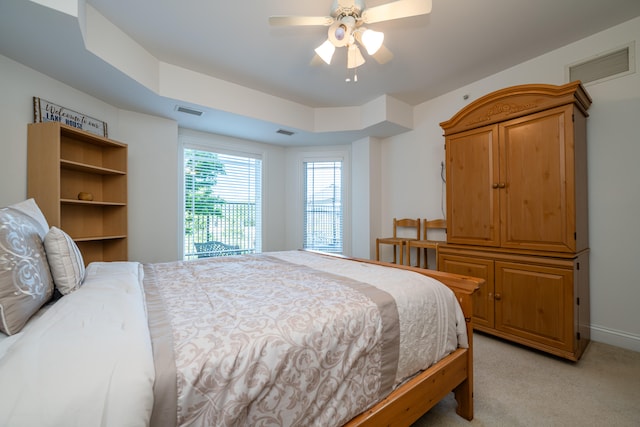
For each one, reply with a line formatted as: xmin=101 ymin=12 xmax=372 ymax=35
xmin=77 ymin=192 xmax=94 ymax=201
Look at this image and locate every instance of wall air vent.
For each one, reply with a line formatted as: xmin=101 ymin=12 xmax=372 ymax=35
xmin=175 ymin=105 xmax=204 ymax=116
xmin=276 ymin=129 xmax=295 ymax=136
xmin=567 ymin=42 xmax=635 ymax=85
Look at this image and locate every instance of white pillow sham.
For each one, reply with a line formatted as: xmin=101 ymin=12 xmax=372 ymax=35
xmin=44 ymin=226 xmax=86 ymax=295
xmin=0 ymin=206 xmax=53 ymax=335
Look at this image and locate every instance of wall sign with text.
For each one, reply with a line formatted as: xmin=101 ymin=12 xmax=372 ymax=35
xmin=33 ymin=97 xmax=108 ymax=137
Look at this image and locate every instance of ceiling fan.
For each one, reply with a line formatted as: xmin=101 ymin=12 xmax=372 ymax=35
xmin=269 ymin=0 xmax=432 ymax=72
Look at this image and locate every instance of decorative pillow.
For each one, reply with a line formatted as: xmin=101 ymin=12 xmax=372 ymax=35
xmin=9 ymin=198 xmax=49 ymax=240
xmin=0 ymin=206 xmax=54 ymax=335
xmin=44 ymin=227 xmax=86 ymax=295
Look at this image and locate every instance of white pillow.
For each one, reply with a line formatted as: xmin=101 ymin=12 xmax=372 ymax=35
xmin=10 ymin=198 xmax=50 ymax=240
xmin=44 ymin=227 xmax=86 ymax=295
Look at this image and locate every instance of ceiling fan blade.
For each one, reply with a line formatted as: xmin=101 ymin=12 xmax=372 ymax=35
xmin=337 ymin=0 xmax=357 ymax=7
xmin=371 ymin=44 xmax=394 ymax=64
xmin=269 ymin=15 xmax=334 ymax=27
xmin=362 ymin=0 xmax=432 ymax=24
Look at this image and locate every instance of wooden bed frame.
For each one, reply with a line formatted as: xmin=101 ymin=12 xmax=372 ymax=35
xmin=341 ymin=257 xmax=482 ymax=426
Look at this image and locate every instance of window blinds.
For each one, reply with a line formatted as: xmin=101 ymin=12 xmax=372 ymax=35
xmin=303 ymin=161 xmax=343 ymax=254
xmin=184 ymin=148 xmax=262 ymax=259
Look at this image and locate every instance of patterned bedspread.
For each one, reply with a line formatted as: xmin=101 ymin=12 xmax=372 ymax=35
xmin=143 ymin=251 xmax=465 ymax=427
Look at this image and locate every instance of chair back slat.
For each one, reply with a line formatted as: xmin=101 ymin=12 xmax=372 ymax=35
xmin=423 ymin=218 xmax=447 ymax=239
xmin=393 ymin=217 xmax=421 ymax=239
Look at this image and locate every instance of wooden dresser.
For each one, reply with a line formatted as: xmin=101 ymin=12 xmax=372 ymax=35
xmin=438 ymin=82 xmax=591 ymax=360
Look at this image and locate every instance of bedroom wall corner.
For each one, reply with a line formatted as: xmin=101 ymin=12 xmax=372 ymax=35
xmin=117 ymin=110 xmax=180 ymax=263
xmin=375 ymin=122 xmax=446 ymax=263
xmin=351 ymin=137 xmax=381 ymax=259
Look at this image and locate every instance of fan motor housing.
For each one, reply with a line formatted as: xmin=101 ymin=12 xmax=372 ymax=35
xmin=331 ymin=0 xmax=365 ymax=19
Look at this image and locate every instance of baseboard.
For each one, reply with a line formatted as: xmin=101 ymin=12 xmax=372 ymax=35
xmin=590 ymin=324 xmax=640 ymax=352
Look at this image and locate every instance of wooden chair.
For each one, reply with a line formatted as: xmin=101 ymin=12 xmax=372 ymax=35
xmin=375 ymin=218 xmax=420 ymax=265
xmin=407 ymin=219 xmax=447 ymax=269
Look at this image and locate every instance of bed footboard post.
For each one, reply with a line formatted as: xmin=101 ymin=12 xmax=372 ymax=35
xmin=454 ymin=316 xmax=474 ymax=420
xmin=452 ymin=286 xmax=476 ymax=421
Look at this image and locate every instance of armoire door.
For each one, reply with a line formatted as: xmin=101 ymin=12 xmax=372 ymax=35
xmin=446 ymin=124 xmax=500 ymax=247
xmin=494 ymin=260 xmax=574 ymax=352
xmin=498 ymin=105 xmax=576 ymax=253
xmin=439 ymin=253 xmax=494 ymax=329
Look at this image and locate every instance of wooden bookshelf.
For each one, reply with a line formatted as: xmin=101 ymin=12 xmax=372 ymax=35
xmin=27 ymin=122 xmax=128 ymax=264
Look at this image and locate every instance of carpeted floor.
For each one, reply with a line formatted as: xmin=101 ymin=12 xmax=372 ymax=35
xmin=412 ymin=332 xmax=640 ymax=426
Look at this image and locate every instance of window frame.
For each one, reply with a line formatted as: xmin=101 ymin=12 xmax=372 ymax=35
xmin=303 ymin=160 xmax=345 ymax=254
xmin=179 ymin=130 xmax=264 ymax=260
xmin=295 ymin=150 xmax=351 ymax=256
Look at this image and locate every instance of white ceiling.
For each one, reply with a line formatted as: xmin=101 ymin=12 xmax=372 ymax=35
xmin=2 ymin=0 xmax=640 ymax=145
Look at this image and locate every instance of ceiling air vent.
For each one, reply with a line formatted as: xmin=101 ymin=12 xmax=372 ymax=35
xmin=175 ymin=105 xmax=204 ymax=116
xmin=567 ymin=42 xmax=635 ymax=85
xmin=276 ymin=129 xmax=295 ymax=136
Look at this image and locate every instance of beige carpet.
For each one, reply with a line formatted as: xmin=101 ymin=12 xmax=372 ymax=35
xmin=412 ymin=332 xmax=640 ymax=426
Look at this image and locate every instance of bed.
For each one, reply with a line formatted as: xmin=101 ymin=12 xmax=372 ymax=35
xmin=0 ymin=199 xmax=481 ymax=427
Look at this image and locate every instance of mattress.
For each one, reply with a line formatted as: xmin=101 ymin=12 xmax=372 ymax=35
xmin=0 ymin=251 xmax=467 ymax=427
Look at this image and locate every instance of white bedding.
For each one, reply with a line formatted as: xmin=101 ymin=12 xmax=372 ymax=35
xmin=0 ymin=262 xmax=155 ymax=427
xmin=0 ymin=252 xmax=467 ymax=427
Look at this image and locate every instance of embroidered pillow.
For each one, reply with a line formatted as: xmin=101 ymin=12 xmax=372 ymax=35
xmin=0 ymin=206 xmax=54 ymax=335
xmin=44 ymin=227 xmax=86 ymax=295
xmin=9 ymin=198 xmax=50 ymax=240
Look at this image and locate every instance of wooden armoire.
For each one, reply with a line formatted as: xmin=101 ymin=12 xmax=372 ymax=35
xmin=438 ymin=82 xmax=591 ymax=360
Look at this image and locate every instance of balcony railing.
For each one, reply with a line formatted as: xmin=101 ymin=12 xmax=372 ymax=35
xmin=304 ymin=205 xmax=343 ymax=254
xmin=185 ymin=202 xmax=343 ymax=259
xmin=184 ymin=202 xmax=257 ymax=259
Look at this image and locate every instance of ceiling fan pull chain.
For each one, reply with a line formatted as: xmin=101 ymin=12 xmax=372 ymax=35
xmin=345 ymin=65 xmax=358 ymax=83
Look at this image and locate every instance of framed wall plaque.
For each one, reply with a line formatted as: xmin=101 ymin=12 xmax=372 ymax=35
xmin=33 ymin=97 xmax=108 ymax=137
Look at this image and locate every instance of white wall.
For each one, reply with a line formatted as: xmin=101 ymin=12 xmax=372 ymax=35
xmin=378 ymin=17 xmax=640 ymax=351
xmin=0 ymin=54 xmax=119 ymax=206
xmin=118 ymin=110 xmax=179 ymax=262
xmin=0 ymin=54 xmax=288 ymax=263
xmin=0 ymin=54 xmax=183 ymax=263
xmin=351 ymin=137 xmax=382 ymax=259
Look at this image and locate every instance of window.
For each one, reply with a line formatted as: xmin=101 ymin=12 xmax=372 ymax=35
xmin=183 ymin=147 xmax=261 ymax=259
xmin=303 ymin=160 xmax=343 ymax=254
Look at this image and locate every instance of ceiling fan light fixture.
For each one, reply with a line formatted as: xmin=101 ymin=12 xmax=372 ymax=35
xmin=347 ymin=44 xmax=365 ymax=69
xmin=361 ymin=29 xmax=384 ymax=55
xmin=269 ymin=0 xmax=434 ymax=78
xmin=328 ymin=19 xmax=353 ymax=47
xmin=315 ymin=39 xmax=336 ymax=64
